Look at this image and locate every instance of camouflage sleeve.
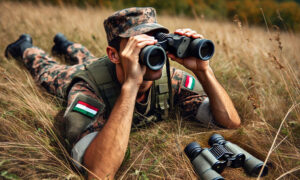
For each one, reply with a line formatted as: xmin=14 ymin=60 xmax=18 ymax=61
xmin=171 ymin=67 xmax=218 ymax=128
xmin=66 ymin=81 xmax=107 ymax=168
xmin=66 ymin=81 xmax=107 ymax=141
xmin=66 ymin=43 xmax=98 ymax=65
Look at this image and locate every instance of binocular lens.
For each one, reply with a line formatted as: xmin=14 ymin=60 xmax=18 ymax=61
xmin=189 ymin=39 xmax=215 ymax=61
xmin=148 ymin=48 xmax=166 ymax=67
xmin=139 ymin=45 xmax=166 ymax=70
xmin=200 ymin=41 xmax=214 ymax=60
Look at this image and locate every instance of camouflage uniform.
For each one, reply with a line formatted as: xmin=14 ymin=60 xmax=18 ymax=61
xmin=20 ymin=7 xmax=216 ymax=168
xmin=23 ymin=44 xmax=211 ymax=134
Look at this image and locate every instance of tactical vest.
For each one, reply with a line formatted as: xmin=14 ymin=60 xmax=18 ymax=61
xmin=65 ymin=56 xmax=172 ymax=128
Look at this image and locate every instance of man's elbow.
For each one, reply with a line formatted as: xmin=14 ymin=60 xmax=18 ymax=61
xmin=224 ymin=115 xmax=241 ymax=129
xmin=216 ymin=112 xmax=241 ymax=129
xmin=228 ymin=119 xmax=241 ymax=129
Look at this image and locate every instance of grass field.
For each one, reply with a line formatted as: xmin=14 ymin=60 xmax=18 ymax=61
xmin=0 ymin=1 xmax=300 ymax=179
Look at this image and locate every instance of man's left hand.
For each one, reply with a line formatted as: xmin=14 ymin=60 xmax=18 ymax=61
xmin=167 ymin=28 xmax=210 ymax=72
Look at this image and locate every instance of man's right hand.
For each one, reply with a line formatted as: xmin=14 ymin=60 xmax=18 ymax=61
xmin=120 ymin=34 xmax=157 ymax=86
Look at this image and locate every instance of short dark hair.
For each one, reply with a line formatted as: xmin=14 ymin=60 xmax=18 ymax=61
xmin=108 ymin=37 xmax=121 ymax=52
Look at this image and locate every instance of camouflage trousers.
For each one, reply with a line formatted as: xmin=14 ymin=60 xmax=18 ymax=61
xmin=22 ymin=43 xmax=99 ymax=99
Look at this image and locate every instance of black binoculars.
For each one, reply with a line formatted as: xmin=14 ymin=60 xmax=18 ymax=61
xmin=139 ymin=32 xmax=215 ymax=70
xmin=184 ymin=134 xmax=268 ymax=180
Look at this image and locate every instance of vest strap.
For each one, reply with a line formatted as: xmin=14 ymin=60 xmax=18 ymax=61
xmin=154 ymin=64 xmax=171 ymax=119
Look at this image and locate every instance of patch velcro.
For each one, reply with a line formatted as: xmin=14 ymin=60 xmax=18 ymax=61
xmin=73 ymin=101 xmax=99 ymax=118
xmin=184 ymin=75 xmax=195 ymax=90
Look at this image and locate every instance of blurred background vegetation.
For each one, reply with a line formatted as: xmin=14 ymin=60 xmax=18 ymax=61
xmin=9 ymin=0 xmax=300 ymax=32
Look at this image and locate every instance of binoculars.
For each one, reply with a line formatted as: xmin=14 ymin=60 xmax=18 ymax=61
xmin=139 ymin=32 xmax=215 ymax=70
xmin=184 ymin=134 xmax=268 ymax=180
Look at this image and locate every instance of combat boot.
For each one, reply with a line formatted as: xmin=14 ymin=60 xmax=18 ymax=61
xmin=5 ymin=34 xmax=33 ymax=60
xmin=51 ymin=33 xmax=73 ymax=56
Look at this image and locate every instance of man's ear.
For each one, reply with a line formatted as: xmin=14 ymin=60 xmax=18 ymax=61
xmin=106 ymin=46 xmax=120 ymax=64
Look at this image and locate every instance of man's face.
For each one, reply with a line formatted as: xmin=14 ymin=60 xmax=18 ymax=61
xmin=119 ymin=36 xmax=163 ymax=81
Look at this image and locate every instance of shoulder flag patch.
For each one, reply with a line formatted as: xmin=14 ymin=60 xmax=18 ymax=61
xmin=184 ymin=75 xmax=195 ymax=90
xmin=73 ymin=101 xmax=99 ymax=118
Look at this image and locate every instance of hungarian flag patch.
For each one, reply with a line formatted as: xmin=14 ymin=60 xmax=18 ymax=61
xmin=73 ymin=101 xmax=99 ymax=118
xmin=184 ymin=75 xmax=195 ymax=90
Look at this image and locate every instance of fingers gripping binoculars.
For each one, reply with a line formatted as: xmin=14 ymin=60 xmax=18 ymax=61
xmin=139 ymin=32 xmax=215 ymax=70
xmin=184 ymin=134 xmax=268 ymax=180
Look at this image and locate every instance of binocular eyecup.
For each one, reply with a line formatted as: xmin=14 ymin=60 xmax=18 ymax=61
xmin=139 ymin=33 xmax=215 ymax=70
xmin=209 ymin=133 xmax=226 ymax=146
xmin=139 ymin=45 xmax=166 ymax=71
xmin=184 ymin=142 xmax=202 ymax=161
xmin=189 ymin=38 xmax=215 ymax=60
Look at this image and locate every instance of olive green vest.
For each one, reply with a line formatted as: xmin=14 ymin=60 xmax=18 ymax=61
xmin=65 ymin=56 xmax=172 ymax=127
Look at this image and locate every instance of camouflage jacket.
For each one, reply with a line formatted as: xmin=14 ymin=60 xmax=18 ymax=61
xmin=64 ymin=56 xmax=208 ymax=143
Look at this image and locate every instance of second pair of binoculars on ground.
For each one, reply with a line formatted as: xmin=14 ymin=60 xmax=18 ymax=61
xmin=185 ymin=134 xmax=269 ymax=180
xmin=139 ymin=32 xmax=215 ymax=70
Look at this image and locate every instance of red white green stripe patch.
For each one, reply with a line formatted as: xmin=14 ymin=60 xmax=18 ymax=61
xmin=184 ymin=75 xmax=195 ymax=90
xmin=73 ymin=101 xmax=99 ymax=118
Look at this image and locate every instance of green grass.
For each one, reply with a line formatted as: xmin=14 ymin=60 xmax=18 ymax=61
xmin=0 ymin=1 xmax=300 ymax=179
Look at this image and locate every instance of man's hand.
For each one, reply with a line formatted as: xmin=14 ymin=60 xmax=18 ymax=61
xmin=167 ymin=28 xmax=210 ymax=72
xmin=120 ymin=34 xmax=157 ymax=86
xmin=167 ymin=28 xmax=241 ymax=129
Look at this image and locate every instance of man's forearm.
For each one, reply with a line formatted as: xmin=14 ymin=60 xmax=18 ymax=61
xmin=194 ymin=67 xmax=241 ymax=128
xmin=84 ymin=82 xmax=139 ymax=179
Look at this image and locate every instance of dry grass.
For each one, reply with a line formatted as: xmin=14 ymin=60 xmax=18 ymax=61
xmin=0 ymin=1 xmax=299 ymax=180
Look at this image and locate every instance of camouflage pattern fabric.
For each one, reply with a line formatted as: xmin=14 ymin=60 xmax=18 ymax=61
xmin=66 ymin=43 xmax=99 ymax=65
xmin=22 ymin=43 xmax=207 ymax=145
xmin=22 ymin=43 xmax=98 ymax=98
xmin=171 ymin=69 xmax=208 ymax=118
xmin=104 ymin=7 xmax=169 ymax=43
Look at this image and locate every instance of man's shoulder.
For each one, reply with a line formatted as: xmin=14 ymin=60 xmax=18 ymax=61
xmin=69 ymin=80 xmax=99 ymax=99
